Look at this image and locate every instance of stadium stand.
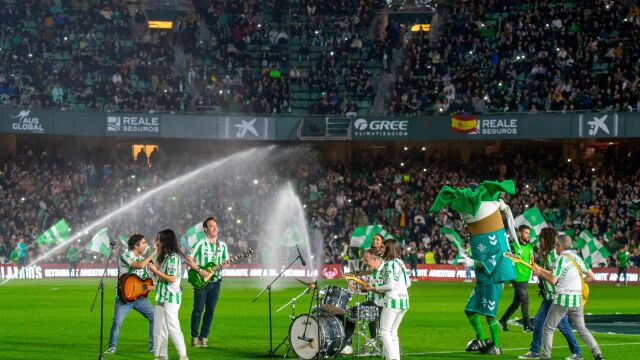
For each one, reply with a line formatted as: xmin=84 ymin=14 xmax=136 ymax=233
xmin=387 ymin=0 xmax=640 ymax=115
xmin=0 ymin=143 xmax=638 ymax=268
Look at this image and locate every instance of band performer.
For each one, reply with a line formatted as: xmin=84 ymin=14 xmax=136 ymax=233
xmin=184 ymin=216 xmax=229 ymax=347
xmin=105 ymin=234 xmax=156 ymax=355
xmin=149 ymin=229 xmax=188 ymax=360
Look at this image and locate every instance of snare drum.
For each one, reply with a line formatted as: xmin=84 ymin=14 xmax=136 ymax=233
xmin=288 ymin=313 xmax=344 ymax=359
xmin=320 ymin=285 xmax=352 ymax=315
xmin=347 ymin=304 xmax=380 ymax=323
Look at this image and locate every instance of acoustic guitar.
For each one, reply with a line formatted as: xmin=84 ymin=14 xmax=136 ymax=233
xmin=188 ymin=248 xmax=254 ymax=289
xmin=118 ymin=273 xmax=154 ymax=302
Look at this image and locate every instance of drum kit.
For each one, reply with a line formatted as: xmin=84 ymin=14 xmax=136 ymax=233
xmin=276 ymin=272 xmax=382 ymax=359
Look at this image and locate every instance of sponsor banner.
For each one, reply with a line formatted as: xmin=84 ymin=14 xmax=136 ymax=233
xmin=451 ymin=116 xmax=519 ymax=138
xmin=351 ymin=118 xmax=410 ymax=139
xmin=106 ymin=113 xmax=161 ymax=136
xmin=578 ymin=113 xmax=620 ymax=138
xmin=2 ymin=264 xmax=637 ymax=284
xmin=221 ymin=116 xmax=275 ymax=140
xmin=1 ymin=109 xmax=53 ymax=134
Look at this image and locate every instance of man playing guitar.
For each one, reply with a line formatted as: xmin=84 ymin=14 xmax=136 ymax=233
xmin=105 ymin=234 xmax=157 ymax=355
xmin=184 ymin=216 xmax=230 ymax=348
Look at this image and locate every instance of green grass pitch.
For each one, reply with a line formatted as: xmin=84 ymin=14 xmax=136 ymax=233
xmin=0 ymin=279 xmax=638 ymax=359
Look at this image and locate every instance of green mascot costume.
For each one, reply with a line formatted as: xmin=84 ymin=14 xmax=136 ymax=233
xmin=430 ymin=180 xmax=517 ymax=355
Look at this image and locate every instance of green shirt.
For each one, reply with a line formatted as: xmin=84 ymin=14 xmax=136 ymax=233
xmin=155 ymin=253 xmax=182 ymax=305
xmin=189 ymin=239 xmax=229 ymax=282
xmin=542 ymin=251 xmax=558 ymax=300
xmin=366 ymin=260 xmax=386 ymax=306
xmin=9 ymin=249 xmax=19 ymax=263
xmin=119 ymin=250 xmax=149 ymax=278
xmin=67 ymin=246 xmax=80 ymax=263
xmin=375 ymin=259 xmax=410 ymax=310
xmin=617 ymin=251 xmax=629 ymax=268
xmin=512 ymin=241 xmax=534 ymax=282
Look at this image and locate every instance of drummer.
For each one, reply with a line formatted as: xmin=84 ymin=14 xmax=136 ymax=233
xmin=340 ymin=236 xmax=387 ymax=355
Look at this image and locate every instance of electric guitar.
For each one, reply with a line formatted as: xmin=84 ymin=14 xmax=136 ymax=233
xmin=118 ymin=273 xmax=154 ymax=302
xmin=342 ymin=274 xmax=371 ymax=288
xmin=503 ymin=252 xmax=536 ymax=270
xmin=188 ymin=248 xmax=254 ymax=289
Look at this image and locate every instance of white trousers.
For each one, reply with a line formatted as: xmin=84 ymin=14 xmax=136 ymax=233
xmin=154 ymin=302 xmax=187 ymax=357
xmin=379 ymin=307 xmax=407 ymax=360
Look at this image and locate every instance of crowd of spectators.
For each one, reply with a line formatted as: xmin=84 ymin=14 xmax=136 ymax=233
xmin=189 ymin=0 xmax=291 ymax=114
xmin=387 ymin=0 xmax=640 ymax=115
xmin=1 ymin=141 xmax=639 ymax=271
xmin=288 ymin=0 xmax=381 ymax=115
xmin=4 ymin=1 xmax=638 ymax=117
xmin=0 ymin=0 xmax=197 ymax=112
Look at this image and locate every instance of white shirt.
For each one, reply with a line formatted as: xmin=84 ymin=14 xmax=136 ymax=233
xmin=554 ymin=250 xmax=588 ymax=297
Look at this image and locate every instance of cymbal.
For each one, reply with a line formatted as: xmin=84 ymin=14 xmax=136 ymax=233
xmin=344 ymin=270 xmax=372 ymax=277
xmin=295 ymin=278 xmax=316 ymax=289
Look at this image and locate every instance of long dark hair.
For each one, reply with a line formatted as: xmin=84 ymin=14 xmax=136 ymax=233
xmin=156 ymin=229 xmax=183 ymax=265
xmin=383 ymin=239 xmax=403 ymax=261
xmin=538 ymin=227 xmax=558 ymax=266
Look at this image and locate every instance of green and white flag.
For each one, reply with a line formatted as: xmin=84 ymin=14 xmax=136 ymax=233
xmin=514 ymin=207 xmax=548 ymax=245
xmin=37 ymin=219 xmax=70 ymax=245
xmin=280 ymin=224 xmax=304 ymax=247
xmin=86 ymin=227 xmax=110 ymax=256
xmin=182 ymin=222 xmax=205 ymax=248
xmin=118 ymin=235 xmax=128 ymax=247
xmin=350 ymin=224 xmax=390 ymax=248
xmin=441 ymin=227 xmax=468 ymax=263
xmin=575 ymin=230 xmax=611 ymax=267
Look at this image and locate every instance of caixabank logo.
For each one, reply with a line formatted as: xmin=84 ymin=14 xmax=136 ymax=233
xmin=578 ymin=113 xmax=618 ymax=137
xmin=353 ymin=118 xmax=409 ymax=137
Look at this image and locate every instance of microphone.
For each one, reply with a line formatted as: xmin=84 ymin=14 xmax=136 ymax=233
xmin=295 ymin=244 xmax=306 ymax=266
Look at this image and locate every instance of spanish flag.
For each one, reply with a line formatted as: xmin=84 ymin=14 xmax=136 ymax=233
xmin=451 ymin=114 xmax=477 ymax=133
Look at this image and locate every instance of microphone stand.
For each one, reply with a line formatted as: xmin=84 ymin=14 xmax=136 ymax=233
xmin=253 ymin=254 xmax=304 ymax=357
xmin=90 ymin=241 xmax=117 ymax=360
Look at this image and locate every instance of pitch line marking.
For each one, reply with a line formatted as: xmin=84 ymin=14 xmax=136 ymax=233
xmin=404 ymin=342 xmax=640 ymax=355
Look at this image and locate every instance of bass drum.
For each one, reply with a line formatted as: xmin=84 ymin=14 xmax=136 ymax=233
xmin=288 ymin=313 xmax=344 ymax=359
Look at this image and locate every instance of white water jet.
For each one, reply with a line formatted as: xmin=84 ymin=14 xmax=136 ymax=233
xmin=1 ymin=146 xmax=276 ymax=286
xmin=256 ymin=182 xmax=322 ymax=288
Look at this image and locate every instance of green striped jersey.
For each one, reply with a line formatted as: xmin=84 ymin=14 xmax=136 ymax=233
xmin=189 ymin=239 xmax=229 ymax=282
xmin=375 ymin=259 xmax=410 ymax=310
xmin=115 ymin=250 xmax=150 ymax=299
xmin=366 ymin=260 xmax=386 ymax=306
xmin=119 ymin=250 xmax=150 ymax=278
xmin=541 ymin=251 xmax=557 ymax=300
xmin=552 ymin=251 xmax=589 ymax=308
xmin=155 ymin=253 xmax=182 ymax=305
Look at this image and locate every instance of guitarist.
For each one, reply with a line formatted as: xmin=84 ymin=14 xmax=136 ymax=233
xmin=105 ymin=234 xmax=157 ymax=355
xmin=184 ymin=216 xmax=229 ymax=348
